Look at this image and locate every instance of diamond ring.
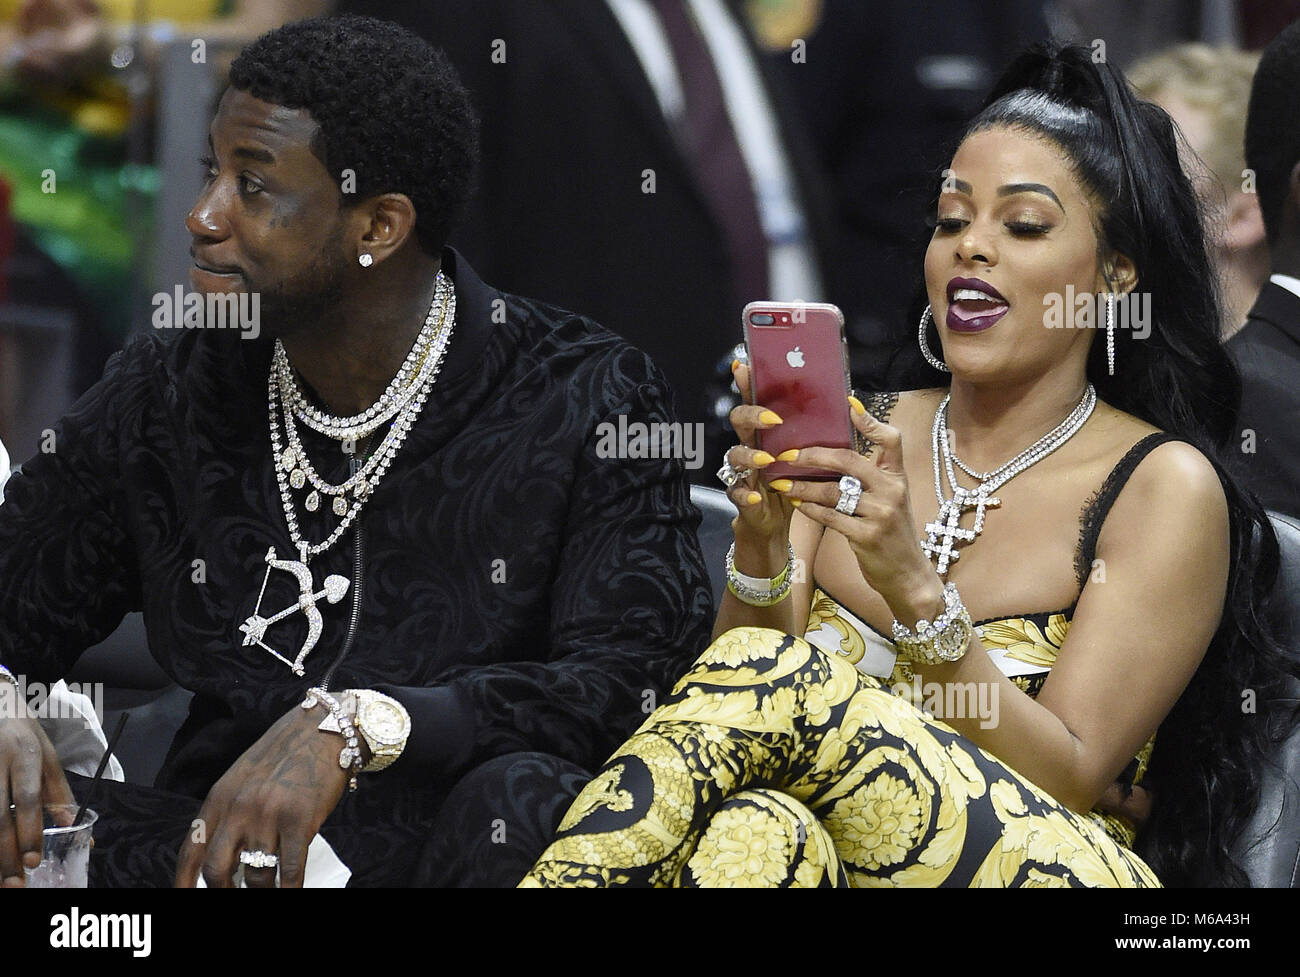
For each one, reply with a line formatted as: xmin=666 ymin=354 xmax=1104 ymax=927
xmin=835 ymin=475 xmax=863 ymax=515
xmin=717 ymin=454 xmax=753 ymax=488
xmin=239 ymin=849 xmax=280 ymax=869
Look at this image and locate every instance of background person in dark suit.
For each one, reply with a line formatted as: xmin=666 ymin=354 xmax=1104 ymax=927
xmin=336 ymin=0 xmax=851 ymax=482
xmin=756 ymin=0 xmax=1053 ymax=389
xmin=1230 ymin=17 xmax=1300 ymax=519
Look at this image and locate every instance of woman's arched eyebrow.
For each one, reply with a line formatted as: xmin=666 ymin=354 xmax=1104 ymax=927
xmin=998 ymin=182 xmax=1064 ymax=211
xmin=939 ymin=179 xmax=1065 ymax=213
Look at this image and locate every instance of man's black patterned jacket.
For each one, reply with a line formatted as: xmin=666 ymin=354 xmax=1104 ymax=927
xmin=0 ymin=249 xmax=714 ymax=812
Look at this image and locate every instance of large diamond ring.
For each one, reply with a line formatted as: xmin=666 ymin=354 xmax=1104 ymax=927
xmin=239 ymin=850 xmax=280 ymax=869
xmin=835 ymin=475 xmax=863 ymax=515
xmin=717 ymin=455 xmax=753 ymax=488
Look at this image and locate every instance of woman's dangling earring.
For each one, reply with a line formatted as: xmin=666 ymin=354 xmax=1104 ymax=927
xmin=918 ymin=305 xmax=950 ymax=373
xmin=1106 ymin=292 xmax=1116 ymax=376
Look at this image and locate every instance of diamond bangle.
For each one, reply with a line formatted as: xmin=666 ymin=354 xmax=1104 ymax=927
xmin=301 ymin=687 xmax=363 ymax=791
xmin=725 ymin=541 xmax=795 ymax=607
xmin=890 ymin=583 xmax=974 ymax=664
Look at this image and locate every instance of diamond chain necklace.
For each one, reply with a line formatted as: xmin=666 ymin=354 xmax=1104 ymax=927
xmin=238 ymin=272 xmax=455 ymax=675
xmin=921 ymin=383 xmax=1096 ymax=575
xmin=268 ymin=271 xmax=454 ymax=557
xmin=272 ymin=274 xmax=454 ymax=533
xmin=278 ymin=275 xmax=449 ymax=442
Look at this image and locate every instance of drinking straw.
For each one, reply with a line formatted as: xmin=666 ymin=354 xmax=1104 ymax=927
xmin=74 ymin=713 xmax=129 ymax=827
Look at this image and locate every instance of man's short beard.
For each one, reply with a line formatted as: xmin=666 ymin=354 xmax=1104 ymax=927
xmin=256 ymin=243 xmax=350 ymax=339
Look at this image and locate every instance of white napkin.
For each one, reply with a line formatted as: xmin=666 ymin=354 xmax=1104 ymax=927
xmin=196 ymin=833 xmax=352 ymax=888
xmin=1 ymin=445 xmax=124 ymax=780
xmin=39 ymin=680 xmax=126 ymax=782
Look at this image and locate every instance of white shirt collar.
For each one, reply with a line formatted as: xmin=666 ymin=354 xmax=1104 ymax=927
xmin=1268 ymin=273 xmax=1300 ymax=302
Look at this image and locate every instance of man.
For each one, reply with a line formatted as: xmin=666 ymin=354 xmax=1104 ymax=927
xmin=1230 ymin=19 xmax=1300 ymax=520
xmin=342 ymin=0 xmax=849 ymax=482
xmin=0 ymin=15 xmax=712 ymax=887
xmin=757 ymin=0 xmax=1052 ymax=389
xmin=1128 ymin=44 xmax=1267 ymax=339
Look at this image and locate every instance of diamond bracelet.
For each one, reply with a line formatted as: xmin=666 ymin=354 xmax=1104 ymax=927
xmin=725 ymin=542 xmax=795 ymax=607
xmin=301 ymin=687 xmax=363 ymax=792
xmin=890 ymin=582 xmax=975 ymax=665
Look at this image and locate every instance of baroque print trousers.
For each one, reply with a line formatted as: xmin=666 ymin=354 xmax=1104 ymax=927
xmin=522 ymin=627 xmax=1161 ymax=888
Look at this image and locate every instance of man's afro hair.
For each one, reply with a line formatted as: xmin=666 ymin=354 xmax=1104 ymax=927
xmin=228 ymin=15 xmax=479 ymax=255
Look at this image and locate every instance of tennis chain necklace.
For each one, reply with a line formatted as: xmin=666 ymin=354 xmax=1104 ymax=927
xmin=238 ymin=272 xmax=456 ymax=674
xmin=921 ymin=383 xmax=1096 ymax=575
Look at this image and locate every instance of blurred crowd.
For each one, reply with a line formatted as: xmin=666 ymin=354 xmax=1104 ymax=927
xmin=0 ymin=0 xmax=1297 ymax=511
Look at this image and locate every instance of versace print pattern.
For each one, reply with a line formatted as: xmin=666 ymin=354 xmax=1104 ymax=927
xmin=524 ymin=628 xmax=1160 ymax=887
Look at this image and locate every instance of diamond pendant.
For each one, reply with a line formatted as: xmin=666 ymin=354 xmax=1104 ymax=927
xmin=332 ymin=496 xmax=348 ymax=516
xmin=280 ymin=448 xmax=297 ymax=472
xmin=921 ymin=497 xmax=977 ymax=576
xmin=305 ymin=490 xmax=320 ymax=512
xmin=290 ymin=468 xmax=306 ymax=489
xmin=238 ymin=546 xmax=351 ymax=675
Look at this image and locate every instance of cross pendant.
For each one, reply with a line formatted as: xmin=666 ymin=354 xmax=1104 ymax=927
xmin=921 ymin=498 xmax=977 ymax=575
xmin=964 ymin=485 xmax=1001 ymax=532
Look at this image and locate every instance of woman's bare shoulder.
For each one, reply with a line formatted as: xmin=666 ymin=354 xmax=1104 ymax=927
xmin=1094 ymin=400 xmax=1163 ymax=443
xmin=1091 ymin=403 xmax=1227 ymax=540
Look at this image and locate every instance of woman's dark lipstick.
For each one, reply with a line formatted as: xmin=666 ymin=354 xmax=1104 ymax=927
xmin=946 ymin=276 xmax=1009 ymax=333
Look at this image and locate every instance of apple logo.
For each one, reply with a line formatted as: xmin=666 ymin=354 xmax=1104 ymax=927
xmin=786 ymin=346 xmax=805 ymax=368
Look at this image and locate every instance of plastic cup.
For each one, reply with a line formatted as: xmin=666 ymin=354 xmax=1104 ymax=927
xmin=23 ymin=805 xmax=96 ymax=888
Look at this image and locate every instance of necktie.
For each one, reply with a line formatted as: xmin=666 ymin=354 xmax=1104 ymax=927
xmin=649 ymin=0 xmax=770 ymax=304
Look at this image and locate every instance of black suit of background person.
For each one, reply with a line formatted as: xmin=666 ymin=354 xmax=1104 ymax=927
xmin=336 ymin=0 xmax=851 ymax=483
xmin=1228 ymin=16 xmax=1300 ymax=521
xmin=1229 ymin=282 xmax=1300 ymax=519
xmin=758 ymin=0 xmax=1053 ymax=390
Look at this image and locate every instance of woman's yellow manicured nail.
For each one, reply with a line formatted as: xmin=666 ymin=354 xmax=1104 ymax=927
xmin=731 ymin=358 xmax=740 ymax=372
xmin=789 ymin=499 xmax=802 ymax=508
xmin=769 ymin=479 xmax=793 ymax=492
xmin=746 ymin=492 xmax=762 ymax=505
xmin=759 ymin=410 xmax=783 ymax=425
xmin=848 ymin=395 xmax=866 ymax=415
xmin=776 ymin=449 xmax=799 ymax=462
xmin=752 ymin=451 xmax=775 ymax=466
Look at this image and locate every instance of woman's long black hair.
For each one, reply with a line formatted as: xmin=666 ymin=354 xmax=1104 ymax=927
xmin=888 ymin=42 xmax=1299 ymax=886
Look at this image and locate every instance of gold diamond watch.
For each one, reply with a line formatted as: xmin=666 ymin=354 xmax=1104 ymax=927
xmin=347 ymin=690 xmax=411 ymax=773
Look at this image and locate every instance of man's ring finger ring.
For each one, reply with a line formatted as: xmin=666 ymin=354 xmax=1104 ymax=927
xmin=239 ymin=850 xmax=279 ymax=869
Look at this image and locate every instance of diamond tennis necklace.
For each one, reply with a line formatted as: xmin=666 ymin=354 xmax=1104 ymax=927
xmin=237 ymin=272 xmax=455 ymax=674
xmin=921 ymin=384 xmax=1096 ymax=575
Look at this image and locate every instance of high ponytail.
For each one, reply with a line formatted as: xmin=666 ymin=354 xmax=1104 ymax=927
xmin=897 ymin=42 xmax=1300 ymax=886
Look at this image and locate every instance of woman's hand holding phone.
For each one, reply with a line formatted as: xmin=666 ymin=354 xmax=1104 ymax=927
xmin=724 ymin=360 xmax=799 ymax=577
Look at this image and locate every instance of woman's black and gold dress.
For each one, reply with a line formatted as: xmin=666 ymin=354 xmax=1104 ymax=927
xmin=524 ymin=426 xmax=1185 ymax=888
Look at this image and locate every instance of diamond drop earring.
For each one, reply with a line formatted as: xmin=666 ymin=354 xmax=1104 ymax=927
xmin=918 ymin=305 xmax=950 ymax=373
xmin=1106 ymin=292 xmax=1116 ymax=376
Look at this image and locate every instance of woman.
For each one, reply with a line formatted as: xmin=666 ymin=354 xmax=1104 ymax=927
xmin=522 ymin=44 xmax=1297 ymax=888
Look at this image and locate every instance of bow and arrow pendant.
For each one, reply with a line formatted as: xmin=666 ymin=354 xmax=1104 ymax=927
xmin=238 ymin=545 xmax=350 ymax=675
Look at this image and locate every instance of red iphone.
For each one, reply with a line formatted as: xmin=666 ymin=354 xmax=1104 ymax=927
xmin=742 ymin=301 xmax=856 ymax=481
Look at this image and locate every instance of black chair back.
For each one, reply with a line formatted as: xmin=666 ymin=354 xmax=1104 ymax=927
xmin=1231 ymin=513 xmax=1300 ymax=887
xmin=690 ymin=485 xmax=736 ymax=607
